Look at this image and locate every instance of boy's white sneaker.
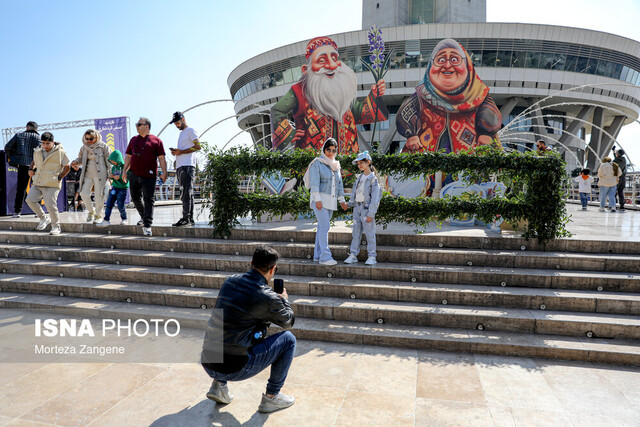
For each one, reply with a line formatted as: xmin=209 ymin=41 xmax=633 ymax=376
xmin=120 ymin=219 xmax=128 ymax=225
xmin=142 ymin=227 xmax=152 ymax=236
xmin=365 ymin=256 xmax=377 ymax=265
xmin=344 ymin=254 xmax=359 ymax=264
xmin=35 ymin=216 xmax=50 ymax=231
xmin=96 ymin=220 xmax=111 ymax=227
xmin=49 ymin=226 xmax=61 ymax=235
xmin=93 ymin=217 xmax=103 ymax=224
xmin=319 ymin=259 xmax=337 ymax=266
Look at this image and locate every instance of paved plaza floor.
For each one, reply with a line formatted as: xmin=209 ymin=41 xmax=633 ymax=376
xmin=0 ymin=203 xmax=639 ymax=426
xmin=1 ymin=328 xmax=639 ymax=426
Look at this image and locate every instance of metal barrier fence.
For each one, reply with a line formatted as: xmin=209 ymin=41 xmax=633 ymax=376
xmin=568 ymin=172 xmax=639 ymax=207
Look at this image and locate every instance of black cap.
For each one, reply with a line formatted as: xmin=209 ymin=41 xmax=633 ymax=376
xmin=26 ymin=121 xmax=38 ymax=130
xmin=170 ymin=111 xmax=184 ymax=124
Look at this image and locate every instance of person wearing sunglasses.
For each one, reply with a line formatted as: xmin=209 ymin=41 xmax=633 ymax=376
xmin=123 ymin=117 xmax=168 ymax=236
xmin=306 ymin=138 xmax=348 ymax=265
xmin=71 ymin=129 xmax=112 ymax=224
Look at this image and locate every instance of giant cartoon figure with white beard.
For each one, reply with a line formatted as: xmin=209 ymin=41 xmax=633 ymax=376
xmin=270 ymin=36 xmax=388 ymax=154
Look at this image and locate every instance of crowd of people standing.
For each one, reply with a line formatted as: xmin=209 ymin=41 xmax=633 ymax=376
xmin=4 ymin=112 xmax=201 ymax=236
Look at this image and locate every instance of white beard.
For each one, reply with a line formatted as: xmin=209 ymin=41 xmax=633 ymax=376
xmin=302 ymin=64 xmax=357 ymax=123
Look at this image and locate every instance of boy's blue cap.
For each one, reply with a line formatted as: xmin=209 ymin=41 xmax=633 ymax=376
xmin=352 ymin=151 xmax=372 ymax=165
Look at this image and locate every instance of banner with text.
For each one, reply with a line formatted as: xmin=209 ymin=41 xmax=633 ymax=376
xmin=94 ymin=117 xmax=128 ymax=154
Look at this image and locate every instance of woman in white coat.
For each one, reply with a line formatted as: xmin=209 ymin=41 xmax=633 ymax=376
xmin=71 ymin=129 xmax=112 ymax=223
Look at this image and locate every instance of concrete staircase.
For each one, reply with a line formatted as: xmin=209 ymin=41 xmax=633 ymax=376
xmin=0 ymin=219 xmax=639 ymax=366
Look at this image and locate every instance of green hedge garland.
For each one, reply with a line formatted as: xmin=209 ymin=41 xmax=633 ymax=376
xmin=202 ymin=146 xmax=571 ymax=241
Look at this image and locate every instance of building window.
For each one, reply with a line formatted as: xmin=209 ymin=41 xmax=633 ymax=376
xmin=409 ymin=0 xmax=435 ymax=25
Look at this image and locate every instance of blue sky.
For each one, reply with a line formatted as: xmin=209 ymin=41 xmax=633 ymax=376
xmin=2 ymin=0 xmax=640 ymax=166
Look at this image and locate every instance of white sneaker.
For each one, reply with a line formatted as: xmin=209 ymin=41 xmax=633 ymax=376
xmin=365 ymin=256 xmax=377 ymax=265
xmin=258 ymin=392 xmax=295 ymax=413
xmin=319 ymin=259 xmax=337 ymax=266
xmin=96 ymin=220 xmax=111 ymax=227
xmin=49 ymin=226 xmax=61 ymax=235
xmin=93 ymin=217 xmax=103 ymax=224
xmin=35 ymin=216 xmax=51 ymax=231
xmin=142 ymin=227 xmax=152 ymax=236
xmin=12 ymin=213 xmax=21 ymax=218
xmin=86 ymin=213 xmax=94 ymax=222
xmin=344 ymin=254 xmax=359 ymax=264
xmin=120 ymin=219 xmax=128 ymax=225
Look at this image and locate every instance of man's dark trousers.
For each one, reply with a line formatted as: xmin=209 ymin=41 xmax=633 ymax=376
xmin=617 ymin=176 xmax=626 ymax=209
xmin=129 ymin=173 xmax=155 ymax=227
xmin=14 ymin=165 xmax=31 ymax=213
xmin=177 ymin=165 xmax=196 ymax=221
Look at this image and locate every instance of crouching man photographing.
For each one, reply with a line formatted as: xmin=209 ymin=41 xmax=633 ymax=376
xmin=201 ymin=246 xmax=296 ymax=413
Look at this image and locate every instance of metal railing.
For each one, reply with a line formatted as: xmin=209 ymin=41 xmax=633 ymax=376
xmin=568 ymin=172 xmax=639 ymax=207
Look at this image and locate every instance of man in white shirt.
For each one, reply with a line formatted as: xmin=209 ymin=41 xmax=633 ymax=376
xmin=169 ymin=111 xmax=201 ymax=226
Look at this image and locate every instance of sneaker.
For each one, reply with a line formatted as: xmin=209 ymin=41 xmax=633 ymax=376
xmin=189 ymin=219 xmax=195 ymax=226
xmin=120 ymin=219 xmax=128 ymax=225
xmin=206 ymin=380 xmax=233 ymax=404
xmin=365 ymin=256 xmax=377 ymax=265
xmin=581 ymin=207 xmax=587 ymax=210
xmin=319 ymin=259 xmax=337 ymax=266
xmin=173 ymin=218 xmax=190 ymax=227
xmin=35 ymin=216 xmax=51 ymax=231
xmin=258 ymin=392 xmax=295 ymax=413
xmin=49 ymin=226 xmax=61 ymax=235
xmin=86 ymin=213 xmax=94 ymax=222
xmin=12 ymin=212 xmax=21 ymax=218
xmin=344 ymin=254 xmax=358 ymax=264
xmin=599 ymin=208 xmax=605 ymax=212
xmin=93 ymin=217 xmax=103 ymax=224
xmin=142 ymin=227 xmax=152 ymax=236
xmin=137 ymin=220 xmax=144 ymax=226
xmin=96 ymin=220 xmax=111 ymax=227
xmin=611 ymin=209 xmax=617 ymax=212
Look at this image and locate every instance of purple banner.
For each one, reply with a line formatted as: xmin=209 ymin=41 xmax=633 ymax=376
xmin=94 ymin=117 xmax=128 ymax=154
xmin=95 ymin=117 xmax=129 ymax=204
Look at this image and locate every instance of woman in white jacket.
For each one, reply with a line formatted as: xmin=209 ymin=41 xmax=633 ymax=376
xmin=71 ymin=129 xmax=112 ymax=223
xmin=597 ymin=157 xmax=621 ymax=212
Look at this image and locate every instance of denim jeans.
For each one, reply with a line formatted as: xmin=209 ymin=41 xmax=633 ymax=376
xmin=312 ymin=206 xmax=334 ymax=262
xmin=177 ymin=166 xmax=196 ymax=221
xmin=350 ymin=203 xmax=377 ymax=257
xmin=579 ymin=192 xmax=589 ymax=208
xmin=129 ymin=173 xmax=156 ymax=227
xmin=600 ymin=186 xmax=617 ymax=209
xmin=104 ymin=188 xmax=128 ymax=221
xmin=202 ymin=331 xmax=296 ymax=395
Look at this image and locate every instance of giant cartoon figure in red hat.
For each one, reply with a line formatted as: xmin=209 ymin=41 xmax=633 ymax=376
xmin=396 ymin=38 xmax=502 ymax=154
xmin=270 ymin=36 xmax=388 ymax=154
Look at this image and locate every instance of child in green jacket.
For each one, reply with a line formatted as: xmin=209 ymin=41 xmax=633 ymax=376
xmin=97 ymin=149 xmax=129 ymax=226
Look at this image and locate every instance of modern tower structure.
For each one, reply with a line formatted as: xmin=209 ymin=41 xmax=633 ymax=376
xmin=228 ymin=0 xmax=640 ymax=171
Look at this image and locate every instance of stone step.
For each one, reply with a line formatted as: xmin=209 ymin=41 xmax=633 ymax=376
xmin=2 ymin=273 xmax=639 ymax=340
xmin=1 ymin=292 xmax=638 ymax=366
xmin=1 ymin=230 xmax=639 ymax=273
xmin=2 ymin=267 xmax=638 ymax=316
xmin=1 ymin=242 xmax=638 ymax=293
xmin=2 ymin=219 xmax=640 ymax=254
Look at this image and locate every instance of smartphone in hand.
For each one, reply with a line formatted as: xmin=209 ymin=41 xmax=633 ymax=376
xmin=273 ymin=278 xmax=284 ymax=294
